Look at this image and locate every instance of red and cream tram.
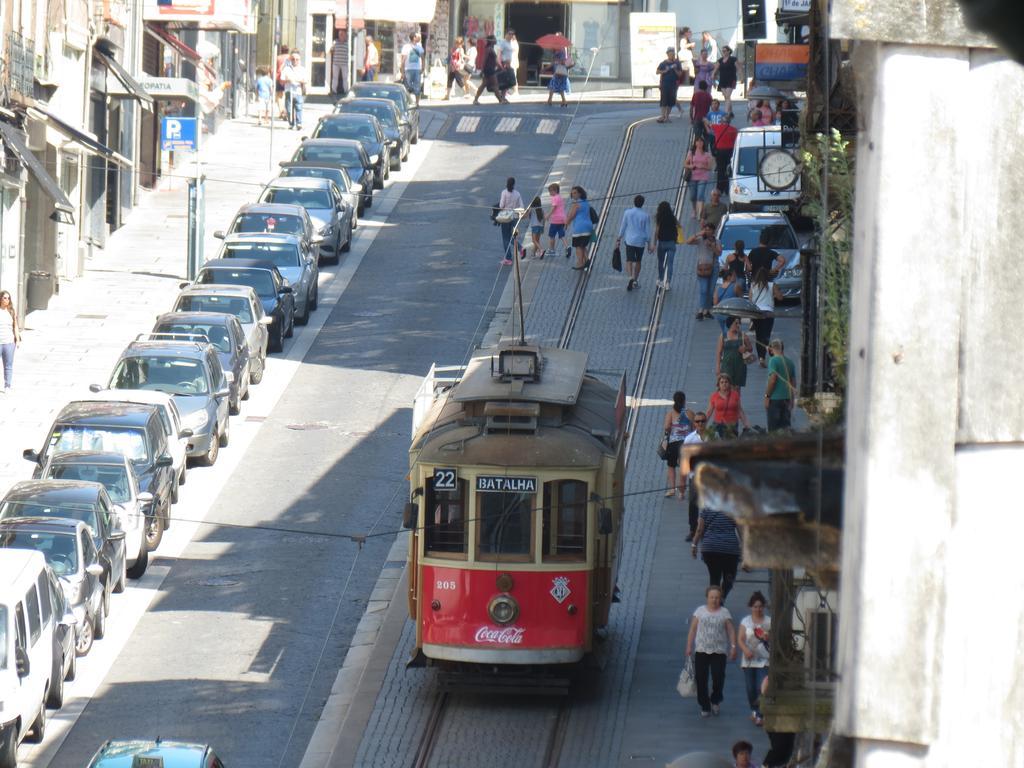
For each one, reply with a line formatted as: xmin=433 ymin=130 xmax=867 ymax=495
xmin=404 ymin=344 xmax=626 ymax=667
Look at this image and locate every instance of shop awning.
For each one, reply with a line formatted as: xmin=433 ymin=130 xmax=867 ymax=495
xmin=144 ymin=23 xmax=218 ymax=78
xmin=0 ymin=121 xmax=75 ymax=219
xmin=362 ymin=0 xmax=436 ymax=23
xmin=94 ymin=50 xmax=154 ymax=108
xmin=28 ymin=106 xmax=134 ymax=168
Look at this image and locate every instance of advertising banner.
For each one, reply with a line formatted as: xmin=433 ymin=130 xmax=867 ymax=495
xmin=628 ymin=12 xmax=677 ymax=88
xmin=754 ymin=43 xmax=809 ymax=84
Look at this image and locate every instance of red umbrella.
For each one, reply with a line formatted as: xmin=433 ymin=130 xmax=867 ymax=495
xmin=535 ymin=33 xmax=572 ymax=50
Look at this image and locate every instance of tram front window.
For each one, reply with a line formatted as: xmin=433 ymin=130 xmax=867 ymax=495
xmin=543 ymin=480 xmax=587 ymax=561
xmin=424 ymin=479 xmax=467 ymax=555
xmin=477 ymin=492 xmax=533 ymax=561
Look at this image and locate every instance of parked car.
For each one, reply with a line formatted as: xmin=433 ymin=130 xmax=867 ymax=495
xmin=193 ymin=259 xmax=295 ymax=353
xmin=81 ymin=389 xmax=191 ymax=498
xmin=334 ymin=97 xmax=410 ymax=166
xmin=23 ymin=402 xmax=176 ymax=551
xmin=256 ymin=179 xmax=352 ymax=264
xmin=291 ymin=138 xmax=374 ymax=207
xmin=716 ymin=212 xmax=802 ymax=300
xmin=312 ymin=113 xmax=394 ymax=174
xmin=0 ymin=549 xmax=57 ymax=760
xmin=217 ymin=234 xmax=318 ymax=326
xmin=103 ymin=338 xmax=232 ymax=468
xmin=0 ymin=521 xmax=105 ymax=658
xmin=43 ymin=565 xmax=76 ymax=705
xmin=87 ymin=739 xmax=226 ymax=768
xmin=278 ymin=162 xmax=362 ymax=222
xmin=214 ymin=202 xmax=317 ymax=250
xmin=0 ymin=481 xmax=126 ymax=614
xmin=728 ymin=126 xmax=802 ymax=213
xmin=151 ymin=311 xmax=253 ymax=413
xmin=349 ymin=81 xmax=419 ymax=144
xmin=39 ymin=452 xmax=150 ymax=579
xmin=172 ymin=285 xmax=271 ymax=380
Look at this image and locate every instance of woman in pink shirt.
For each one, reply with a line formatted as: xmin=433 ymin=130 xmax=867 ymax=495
xmin=685 ymin=136 xmax=714 ymax=220
xmin=546 ymin=182 xmax=569 ymax=258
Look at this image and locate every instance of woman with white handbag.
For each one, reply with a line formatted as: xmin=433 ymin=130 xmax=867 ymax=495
xmin=497 ymin=177 xmax=524 ymax=266
xmin=683 ymin=584 xmax=737 ymax=718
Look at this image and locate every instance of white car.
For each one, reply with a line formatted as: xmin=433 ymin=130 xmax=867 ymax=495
xmin=729 ymin=126 xmax=802 ymax=213
xmin=82 ymin=389 xmax=189 ymax=498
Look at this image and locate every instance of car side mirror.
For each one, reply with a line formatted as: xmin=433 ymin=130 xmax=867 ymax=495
xmin=311 ymin=234 xmax=324 ymax=245
xmin=259 ymin=316 xmax=274 ymax=326
xmin=179 ymin=427 xmax=194 ymax=438
xmin=86 ymin=563 xmax=104 ymax=578
xmin=402 ymin=502 xmax=417 ymax=530
xmin=110 ymin=529 xmax=126 ymax=542
xmin=23 ymin=448 xmax=40 ymax=463
xmin=224 ymin=371 xmax=235 ymax=384
xmin=15 ymin=645 xmax=29 ymax=678
xmin=60 ymin=610 xmax=77 ymax=628
xmin=138 ymin=492 xmax=154 ymax=504
xmin=179 ymin=281 xmax=190 ymax=289
xmin=215 ymin=387 xmax=231 ymax=399
xmin=280 ymin=285 xmax=293 ymax=294
xmin=213 ymin=230 xmax=225 ymax=239
xmin=89 ymin=383 xmax=103 ymax=392
xmin=155 ymin=454 xmax=173 ymax=468
xmin=598 ymin=507 xmax=614 ymax=535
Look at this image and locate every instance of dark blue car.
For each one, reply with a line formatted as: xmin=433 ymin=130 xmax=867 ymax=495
xmin=291 ymin=138 xmax=375 ymax=208
xmin=194 ymin=258 xmax=295 ymax=353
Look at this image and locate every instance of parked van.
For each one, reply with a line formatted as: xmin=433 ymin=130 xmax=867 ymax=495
xmin=0 ymin=550 xmax=55 ymax=766
xmin=729 ymin=125 xmax=802 ymax=212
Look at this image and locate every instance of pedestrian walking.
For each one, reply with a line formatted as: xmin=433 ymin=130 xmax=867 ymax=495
xmin=764 ymin=338 xmax=796 ymax=431
xmin=702 ymin=188 xmax=728 ymax=233
xmin=653 ymin=201 xmax=681 ymax=290
xmin=330 ymin=29 xmax=348 ymax=96
xmin=546 ymin=183 xmax=569 ymax=258
xmin=748 ymin=231 xmax=786 ymax=277
xmin=445 ymin=37 xmax=474 ymax=99
xmin=0 ymin=289 xmax=19 ymax=393
xmin=749 ymin=268 xmax=782 ymax=365
xmin=685 ymin=223 xmax=720 ymax=320
xmin=547 ymin=49 xmax=569 ymax=107
xmin=707 ymin=373 xmax=750 ymax=436
xmin=662 ymin=391 xmax=695 ymax=498
xmin=283 ymin=51 xmax=308 ymax=130
xmin=684 ymin=136 xmax=713 ymax=220
xmin=255 ymin=67 xmax=273 ymax=126
xmin=497 ymin=30 xmax=520 ymax=96
xmin=497 ymin=177 xmax=524 ymax=266
xmin=616 ymin=195 xmax=652 ymax=292
xmin=713 ymin=46 xmax=739 ymax=115
xmin=716 ymin=316 xmax=752 ymax=389
xmin=678 ymin=27 xmax=696 ymax=85
xmin=473 ymin=37 xmax=504 ymax=104
xmin=684 ymin=584 xmax=737 ymax=718
xmin=275 ymin=45 xmax=290 ymax=118
xmin=713 ymin=268 xmax=740 ymax=336
xmin=724 ymin=237 xmax=747 ymax=292
xmin=692 ymin=507 xmax=742 ymax=601
xmin=694 ymin=50 xmax=715 ymax=91
xmin=363 ymin=34 xmax=379 ymax=81
xmin=656 ymin=48 xmax=684 ymax=123
xmin=690 ymin=80 xmax=712 ymax=141
xmin=400 ymin=32 xmax=424 ymax=105
xmin=527 ymin=197 xmax=545 ymax=258
xmin=732 ymin=741 xmax=758 ymax=768
xmin=704 ymin=99 xmax=726 ymax=127
xmin=564 ymin=186 xmax=594 ymax=270
xmin=708 ymin=112 xmax=737 ymax=194
xmin=738 ymin=591 xmax=771 ymax=727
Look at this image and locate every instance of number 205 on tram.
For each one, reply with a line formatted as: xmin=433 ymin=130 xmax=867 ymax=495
xmin=403 ymin=345 xmax=626 ymax=667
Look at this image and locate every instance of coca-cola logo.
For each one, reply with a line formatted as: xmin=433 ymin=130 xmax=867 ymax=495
xmin=474 ymin=626 xmax=525 ymax=644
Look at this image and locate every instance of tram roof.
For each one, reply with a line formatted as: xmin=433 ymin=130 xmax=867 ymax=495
xmin=452 ymin=346 xmax=588 ymax=405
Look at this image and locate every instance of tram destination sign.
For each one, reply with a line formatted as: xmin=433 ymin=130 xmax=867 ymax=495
xmin=476 ymin=475 xmax=537 ymax=493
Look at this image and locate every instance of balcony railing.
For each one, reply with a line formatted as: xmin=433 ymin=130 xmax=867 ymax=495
xmin=5 ymin=32 xmax=35 ymax=99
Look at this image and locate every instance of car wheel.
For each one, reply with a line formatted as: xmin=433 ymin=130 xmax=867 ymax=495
xmin=374 ymin=171 xmax=383 ymax=190
xmin=391 ymin=152 xmax=401 ymax=172
xmin=241 ymin=376 xmax=251 ymax=400
xmin=230 ymin=394 xmax=241 ymax=415
xmin=402 ymin=142 xmax=410 ymax=161
xmin=145 ymin=513 xmax=164 ymax=551
xmin=46 ymin=663 xmax=64 ymax=709
xmin=310 ymin=283 xmax=319 ymax=310
xmin=269 ymin=328 xmax=283 ymax=353
xmin=171 ymin=477 xmax=179 ymax=504
xmin=365 ymin=193 xmax=373 ymax=209
xmin=94 ymin=600 xmax=107 ymax=640
xmin=0 ymin=723 xmax=18 ymax=768
xmin=412 ymin=128 xmax=419 ymax=144
xmin=341 ymin=224 xmax=352 ymax=253
xmin=219 ymin=419 xmax=230 ymax=448
xmin=75 ymin=615 xmax=94 ymax=657
xmin=127 ymin=547 xmax=148 ymax=579
xmin=296 ymin=297 xmax=310 ymax=326
xmin=66 ymin=647 xmax=76 ymax=681
xmin=113 ymin=555 xmax=127 ymax=594
xmin=27 ymin=700 xmax=45 ymax=743
xmin=198 ymin=430 xmax=219 ymax=466
xmin=285 ymin=313 xmax=295 ymax=338
xmin=250 ymin=354 xmax=265 ymax=384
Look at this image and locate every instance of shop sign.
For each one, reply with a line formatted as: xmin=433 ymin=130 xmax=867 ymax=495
xmin=135 ymin=76 xmax=200 ymax=102
xmin=144 ymin=0 xmax=254 ymax=32
xmin=780 ymin=0 xmax=812 ymax=12
xmin=628 ymin=12 xmax=677 ymax=89
xmin=754 ymin=44 xmax=809 ymax=84
xmin=161 ymin=116 xmax=198 ymax=151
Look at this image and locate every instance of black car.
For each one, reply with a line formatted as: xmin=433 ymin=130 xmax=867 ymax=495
xmin=23 ymin=402 xmax=176 ymax=550
xmin=312 ymin=113 xmax=394 ymax=176
xmin=334 ymin=98 xmax=410 ymax=166
xmin=0 ymin=481 xmax=127 ymax=612
xmin=292 ymin=139 xmax=374 ymax=209
xmin=349 ymin=81 xmax=419 ymax=144
xmin=194 ymin=258 xmax=295 ymax=353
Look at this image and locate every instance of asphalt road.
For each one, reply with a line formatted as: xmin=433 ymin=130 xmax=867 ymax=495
xmin=41 ymin=102 xmax=581 ymax=768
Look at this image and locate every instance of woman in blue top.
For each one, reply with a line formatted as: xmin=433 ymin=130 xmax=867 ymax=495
xmin=564 ymin=185 xmax=594 ymax=271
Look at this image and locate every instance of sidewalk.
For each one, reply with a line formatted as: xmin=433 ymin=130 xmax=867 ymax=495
xmin=0 ymin=108 xmax=329 ymax=491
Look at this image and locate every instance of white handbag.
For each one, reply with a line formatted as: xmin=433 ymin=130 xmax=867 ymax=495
xmin=676 ymin=657 xmax=697 ymax=697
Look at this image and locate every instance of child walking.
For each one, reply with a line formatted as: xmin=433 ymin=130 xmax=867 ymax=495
xmin=546 ymin=183 xmax=569 ymax=258
xmin=256 ymin=67 xmax=273 ymax=126
xmin=528 ymin=197 xmax=545 ymax=258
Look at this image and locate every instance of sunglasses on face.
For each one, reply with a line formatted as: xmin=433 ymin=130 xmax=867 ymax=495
xmin=694 ymin=420 xmax=706 ymax=424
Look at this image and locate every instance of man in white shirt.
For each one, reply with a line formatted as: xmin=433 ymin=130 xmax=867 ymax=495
xmin=284 ymin=51 xmax=308 ymax=129
xmin=400 ymin=32 xmax=424 ymax=104
xmin=497 ymin=30 xmax=519 ymax=95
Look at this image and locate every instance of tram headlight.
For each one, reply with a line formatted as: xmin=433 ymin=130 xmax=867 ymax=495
xmin=487 ymin=594 xmax=519 ymax=626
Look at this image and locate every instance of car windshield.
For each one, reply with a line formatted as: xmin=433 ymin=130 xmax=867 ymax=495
xmin=223 ymin=242 xmax=302 ymax=269
xmin=197 ymin=268 xmax=276 ymax=299
xmin=297 ymin=145 xmax=362 ymax=166
xmin=0 ymin=501 xmax=98 ymax=537
xmin=355 ymin=89 xmax=404 ymax=111
xmin=282 ymin=167 xmax=349 ymax=191
xmin=110 ymin=356 xmax=209 ymax=396
xmin=262 ymin=188 xmax=333 ymax=210
xmin=0 ymin=532 xmax=78 ymax=577
xmin=176 ymin=295 xmax=253 ymax=324
xmin=48 ymin=426 xmax=149 ymax=463
xmin=232 ymin=213 xmax=305 ymax=237
xmin=315 ymin=120 xmax=377 ymax=141
xmin=343 ymin=104 xmax=394 ymax=126
xmin=49 ymin=464 xmax=131 ymax=503
xmin=719 ymin=223 xmax=797 ymax=251
xmin=154 ymin=321 xmax=233 ymax=353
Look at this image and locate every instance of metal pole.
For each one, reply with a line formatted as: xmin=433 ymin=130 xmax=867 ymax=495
xmin=346 ymin=0 xmax=352 ymax=92
xmin=270 ymin=14 xmax=279 ymax=170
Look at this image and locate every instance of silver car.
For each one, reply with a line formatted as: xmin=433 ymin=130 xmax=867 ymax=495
xmin=278 ymin=162 xmax=362 ymax=224
xmin=258 ymin=177 xmax=353 ymax=265
xmin=716 ymin=212 xmax=803 ymax=300
xmin=217 ymin=233 xmax=319 ymax=326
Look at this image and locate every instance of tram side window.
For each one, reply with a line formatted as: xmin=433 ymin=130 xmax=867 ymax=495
xmin=477 ymin=492 xmax=533 ymax=561
xmin=425 ymin=478 xmax=467 ymax=555
xmin=543 ymin=480 xmax=587 ymax=561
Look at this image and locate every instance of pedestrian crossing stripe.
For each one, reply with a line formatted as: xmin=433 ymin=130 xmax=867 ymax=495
xmin=495 ymin=117 xmax=522 ymax=133
xmin=455 ymin=116 xmax=481 ymax=132
xmin=449 ymin=116 xmax=566 ymax=136
xmin=536 ymin=119 xmax=559 ymax=135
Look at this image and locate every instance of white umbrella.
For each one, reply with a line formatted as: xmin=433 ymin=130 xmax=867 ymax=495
xmin=196 ymin=39 xmax=221 ymax=59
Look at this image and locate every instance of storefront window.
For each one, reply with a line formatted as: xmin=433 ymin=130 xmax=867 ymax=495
xmin=463 ymin=1 xmax=500 ymax=41
xmin=569 ymin=3 xmax=619 ymax=78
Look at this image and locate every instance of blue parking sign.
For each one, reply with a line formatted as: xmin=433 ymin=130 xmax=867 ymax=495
xmin=161 ymin=117 xmax=198 ymax=151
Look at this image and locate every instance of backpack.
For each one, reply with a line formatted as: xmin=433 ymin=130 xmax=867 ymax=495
xmin=588 ymin=205 xmax=599 ymax=225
